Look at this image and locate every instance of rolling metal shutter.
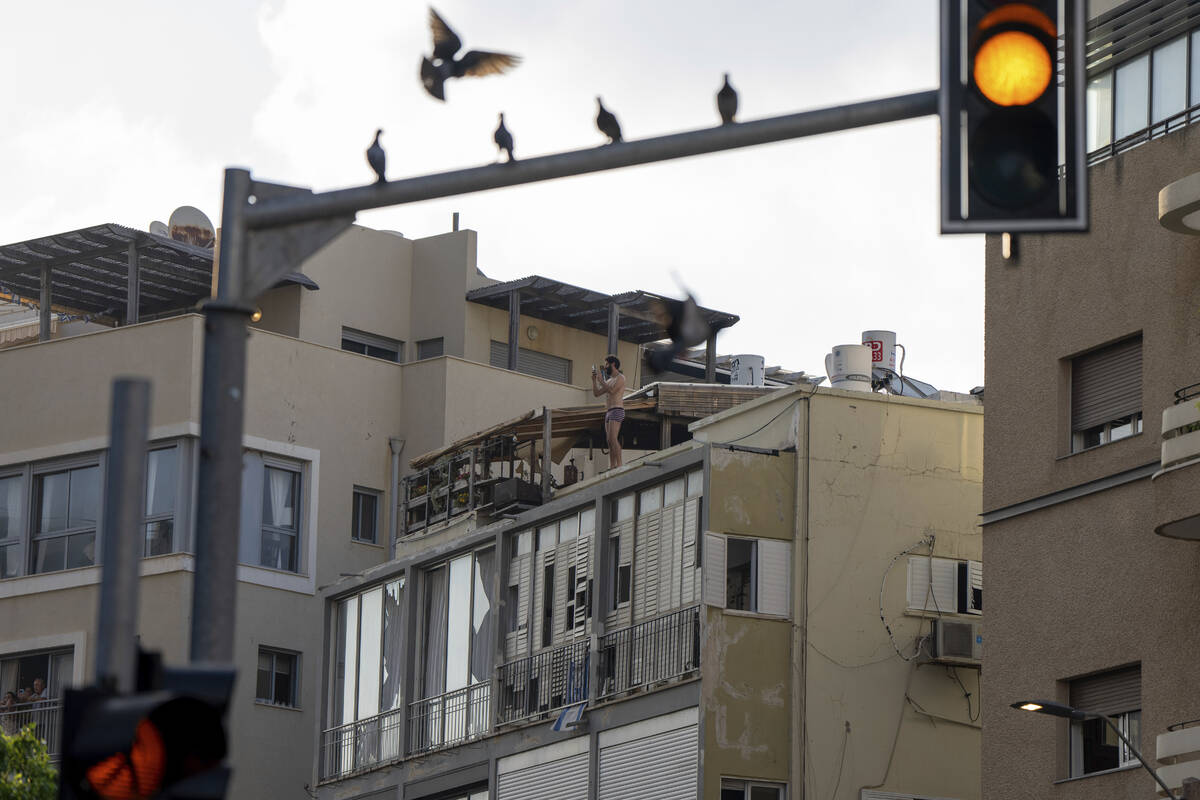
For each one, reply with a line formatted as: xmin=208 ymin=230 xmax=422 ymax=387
xmin=1070 ymin=666 xmax=1141 ymax=715
xmin=703 ymin=533 xmax=726 ymax=608
xmin=489 ymin=340 xmax=572 ymax=384
xmin=496 ymin=750 xmax=589 ymax=800
xmin=1071 ymin=336 xmax=1142 ymax=432
xmin=598 ymin=722 xmax=698 ymax=800
xmin=907 ymin=556 xmax=958 ymax=613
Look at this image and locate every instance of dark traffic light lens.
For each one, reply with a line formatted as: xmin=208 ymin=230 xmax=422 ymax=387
xmin=968 ymin=108 xmax=1056 ymax=209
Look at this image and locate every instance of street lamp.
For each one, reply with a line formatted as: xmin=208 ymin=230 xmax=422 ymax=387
xmin=1011 ymin=699 xmax=1179 ymax=800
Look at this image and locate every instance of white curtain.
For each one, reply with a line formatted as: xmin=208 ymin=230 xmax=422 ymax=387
xmin=1 ymin=477 xmax=19 ymax=538
xmin=267 ymin=469 xmax=294 ymax=528
xmin=423 ymin=567 xmax=449 ymax=698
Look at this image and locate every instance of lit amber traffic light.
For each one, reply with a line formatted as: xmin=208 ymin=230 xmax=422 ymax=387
xmin=84 ymin=719 xmax=166 ymax=800
xmin=974 ymin=29 xmax=1052 ymax=105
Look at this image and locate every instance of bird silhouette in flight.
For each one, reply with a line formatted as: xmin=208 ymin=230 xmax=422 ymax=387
xmin=717 ymin=74 xmax=738 ymax=124
xmin=596 ymin=97 xmax=622 ymax=143
xmin=366 ymin=129 xmax=386 ymax=183
xmin=494 ymin=113 xmax=515 ymax=162
xmin=646 ymin=292 xmax=713 ymax=373
xmin=420 ymin=8 xmax=521 ymax=101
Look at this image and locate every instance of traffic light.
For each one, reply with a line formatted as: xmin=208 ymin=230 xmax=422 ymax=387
xmin=940 ymin=0 xmax=1088 ymax=232
xmin=60 ymin=661 xmax=234 ymax=800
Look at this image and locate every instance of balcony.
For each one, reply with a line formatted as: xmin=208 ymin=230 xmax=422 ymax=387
xmin=318 ymin=707 xmax=403 ymax=781
xmin=1154 ymin=384 xmax=1200 ymax=540
xmin=406 ymin=683 xmax=491 ymax=756
xmin=1154 ymin=720 xmax=1200 ymax=797
xmin=598 ymin=605 xmax=700 ymax=700
xmin=0 ymin=700 xmax=64 ymax=762
xmin=495 ymin=639 xmax=589 ymax=728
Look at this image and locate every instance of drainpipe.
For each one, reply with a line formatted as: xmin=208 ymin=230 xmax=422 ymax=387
xmin=792 ymin=395 xmax=810 ymax=799
xmin=388 ymin=437 xmax=405 ymax=560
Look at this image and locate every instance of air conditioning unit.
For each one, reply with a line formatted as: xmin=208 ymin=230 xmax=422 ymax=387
xmin=930 ymin=619 xmax=982 ymax=667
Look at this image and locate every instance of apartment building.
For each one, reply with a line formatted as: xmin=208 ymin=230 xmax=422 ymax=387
xmin=315 ymin=381 xmax=983 ymax=800
xmin=0 ymin=220 xmax=737 ymax=798
xmin=982 ymin=2 xmax=1200 ymax=798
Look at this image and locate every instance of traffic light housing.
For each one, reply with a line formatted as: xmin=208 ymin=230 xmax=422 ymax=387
xmin=60 ymin=661 xmax=234 ymax=800
xmin=940 ymin=0 xmax=1088 ymax=232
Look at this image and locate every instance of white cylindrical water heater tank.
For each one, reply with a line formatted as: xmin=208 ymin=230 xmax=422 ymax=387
xmin=730 ymin=354 xmax=765 ymax=386
xmin=861 ymin=330 xmax=897 ymax=372
xmin=824 ymin=344 xmax=873 ymax=392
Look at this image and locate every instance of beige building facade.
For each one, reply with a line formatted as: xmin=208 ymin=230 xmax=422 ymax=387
xmin=982 ymin=3 xmax=1200 ymax=798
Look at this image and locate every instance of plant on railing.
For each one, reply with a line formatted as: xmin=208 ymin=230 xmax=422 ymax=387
xmin=0 ymin=725 xmax=56 ymax=800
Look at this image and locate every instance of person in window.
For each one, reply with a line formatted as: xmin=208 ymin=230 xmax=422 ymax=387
xmin=591 ymin=355 xmax=626 ymax=470
xmin=27 ymin=678 xmax=47 ymax=702
xmin=0 ymin=692 xmax=19 ymax=734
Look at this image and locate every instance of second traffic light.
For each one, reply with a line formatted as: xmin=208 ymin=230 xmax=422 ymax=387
xmin=940 ymin=0 xmax=1088 ymax=233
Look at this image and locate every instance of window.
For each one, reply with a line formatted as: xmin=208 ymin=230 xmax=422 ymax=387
xmin=256 ymin=647 xmax=298 ymax=707
xmin=262 ymin=466 xmax=301 ymax=571
xmin=144 ymin=446 xmax=178 ymax=556
xmin=1071 ymin=335 xmax=1142 ymax=453
xmin=33 ymin=463 xmax=100 ymax=574
xmin=704 ymin=534 xmax=790 ymax=616
xmin=0 ymin=647 xmax=74 ymax=702
xmin=351 ymin=488 xmax=379 ymax=544
xmin=726 ymin=538 xmax=756 ymax=611
xmin=607 ymin=533 xmax=630 ymax=609
xmin=1069 ymin=665 xmax=1141 ymax=777
xmin=721 ymin=778 xmax=785 ymax=799
xmin=1087 ymin=73 xmax=1113 ymax=151
xmin=419 ymin=548 xmax=495 ymax=700
xmin=341 ymin=327 xmax=402 ymax=362
xmin=333 ymin=579 xmax=404 ymax=728
xmin=417 ymin=338 xmax=444 ymax=360
xmin=1152 ymin=36 xmax=1187 ymax=123
xmin=907 ymin=556 xmax=983 ymax=615
xmin=0 ymin=474 xmax=23 ymax=579
xmin=1115 ymin=54 xmax=1150 ymax=139
xmin=488 ymin=340 xmax=572 ymax=383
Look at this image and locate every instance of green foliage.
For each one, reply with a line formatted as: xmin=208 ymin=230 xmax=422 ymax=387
xmin=0 ymin=725 xmax=57 ymax=800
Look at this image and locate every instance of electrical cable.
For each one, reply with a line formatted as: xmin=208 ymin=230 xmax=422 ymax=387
xmin=879 ymin=535 xmax=935 ymax=661
xmin=948 ymin=665 xmax=980 ymax=723
xmin=828 ymin=721 xmax=851 ymax=800
xmin=714 ymin=380 xmax=817 ymax=449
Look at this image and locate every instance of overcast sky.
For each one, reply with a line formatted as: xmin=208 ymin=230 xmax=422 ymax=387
xmin=1 ymin=1 xmax=984 ymax=392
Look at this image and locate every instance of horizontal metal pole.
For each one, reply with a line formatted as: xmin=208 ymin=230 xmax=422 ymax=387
xmin=244 ymin=89 xmax=939 ymax=229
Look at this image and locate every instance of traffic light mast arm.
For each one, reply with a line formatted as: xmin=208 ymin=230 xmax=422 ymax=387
xmin=242 ymin=89 xmax=939 ymax=231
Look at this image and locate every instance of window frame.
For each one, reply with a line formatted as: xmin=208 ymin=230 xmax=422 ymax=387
xmin=255 ymin=646 xmax=300 ymax=709
xmin=1066 ymin=665 xmax=1142 ymax=778
xmin=416 ymin=337 xmax=445 ymax=360
xmin=30 ymin=455 xmax=104 ymax=575
xmin=1068 ymin=335 xmax=1143 ymax=454
xmin=415 ymin=545 xmax=496 ymax=700
xmin=720 ymin=777 xmax=786 ymax=799
xmin=143 ymin=443 xmax=185 ymax=558
xmin=351 ymin=487 xmax=381 ymax=545
xmin=726 ymin=536 xmax=758 ymax=612
xmin=258 ymin=456 xmax=304 ymax=573
xmin=341 ymin=326 xmax=403 ymax=363
xmin=0 ymin=468 xmax=30 ymax=580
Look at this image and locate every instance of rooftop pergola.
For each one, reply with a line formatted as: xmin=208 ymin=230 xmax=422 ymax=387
xmin=0 ymin=224 xmax=317 ymax=341
xmin=466 ymin=275 xmax=740 ymax=381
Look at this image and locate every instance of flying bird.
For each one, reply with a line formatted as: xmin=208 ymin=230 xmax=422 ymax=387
xmin=366 ymin=129 xmax=386 ymax=183
xmin=420 ymin=8 xmax=521 ymax=101
xmin=717 ymin=73 xmax=738 ymax=124
xmin=646 ymin=292 xmax=713 ymax=373
xmin=595 ymin=97 xmax=622 ymax=144
xmin=493 ymin=113 xmax=515 ymax=162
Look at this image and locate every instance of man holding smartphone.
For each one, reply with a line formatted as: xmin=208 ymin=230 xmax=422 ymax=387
xmin=591 ymin=354 xmax=626 ymax=469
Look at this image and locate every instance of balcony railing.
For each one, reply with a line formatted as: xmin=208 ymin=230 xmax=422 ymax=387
xmin=495 ymin=639 xmax=589 ymax=727
xmin=0 ymin=701 xmax=64 ymax=761
xmin=1161 ymin=387 xmax=1200 ymax=470
xmin=405 ymin=682 xmax=491 ymax=756
xmin=1087 ymin=103 xmax=1200 ymax=167
xmin=318 ymin=707 xmax=403 ymax=781
xmin=598 ymin=605 xmax=700 ymax=699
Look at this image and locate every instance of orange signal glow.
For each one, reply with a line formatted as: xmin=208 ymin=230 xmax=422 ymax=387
xmin=85 ymin=719 xmax=166 ymax=800
xmin=974 ymin=30 xmax=1053 ymax=106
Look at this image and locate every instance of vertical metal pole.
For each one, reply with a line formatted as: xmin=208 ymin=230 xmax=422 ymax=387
xmin=705 ymin=335 xmax=717 ymax=383
xmin=607 ymin=302 xmax=619 ymax=357
xmin=507 ymin=290 xmax=520 ymax=371
xmin=126 ymin=241 xmax=140 ymax=325
xmin=39 ymin=264 xmax=51 ymax=341
xmin=388 ymin=437 xmax=404 ymax=560
xmin=191 ymin=168 xmax=253 ymax=665
xmin=541 ymin=407 xmax=552 ymax=499
xmin=95 ymin=378 xmax=151 ymax=693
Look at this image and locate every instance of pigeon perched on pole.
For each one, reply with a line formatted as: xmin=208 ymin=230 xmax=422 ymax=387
xmin=717 ymin=74 xmax=738 ymax=124
xmin=420 ymin=8 xmax=521 ymax=101
xmin=366 ymin=129 xmax=386 ymax=183
xmin=646 ymin=293 xmax=713 ymax=372
xmin=595 ymin=97 xmax=622 ymax=144
xmin=493 ymin=113 xmax=515 ymax=162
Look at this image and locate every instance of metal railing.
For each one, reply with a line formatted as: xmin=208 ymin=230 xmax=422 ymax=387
xmin=406 ymin=682 xmax=490 ymax=755
xmin=1087 ymin=102 xmax=1200 ymax=167
xmin=1175 ymin=382 xmax=1200 ymax=405
xmin=0 ymin=701 xmax=64 ymax=761
xmin=318 ymin=706 xmax=404 ymax=781
xmin=495 ymin=639 xmax=589 ymax=727
xmin=598 ymin=605 xmax=700 ymax=699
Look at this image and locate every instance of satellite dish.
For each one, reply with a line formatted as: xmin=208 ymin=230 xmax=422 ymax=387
xmin=168 ymin=206 xmax=215 ymax=249
xmin=149 ymin=220 xmax=169 ymax=237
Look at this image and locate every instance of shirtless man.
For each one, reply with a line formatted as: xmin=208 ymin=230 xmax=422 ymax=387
xmin=591 ymin=354 xmax=626 ymax=469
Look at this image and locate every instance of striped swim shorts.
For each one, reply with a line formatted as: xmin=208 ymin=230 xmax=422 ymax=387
xmin=604 ymin=407 xmax=625 ymax=424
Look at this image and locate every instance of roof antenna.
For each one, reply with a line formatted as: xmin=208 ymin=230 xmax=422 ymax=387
xmin=452 ymin=212 xmax=460 ymax=232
